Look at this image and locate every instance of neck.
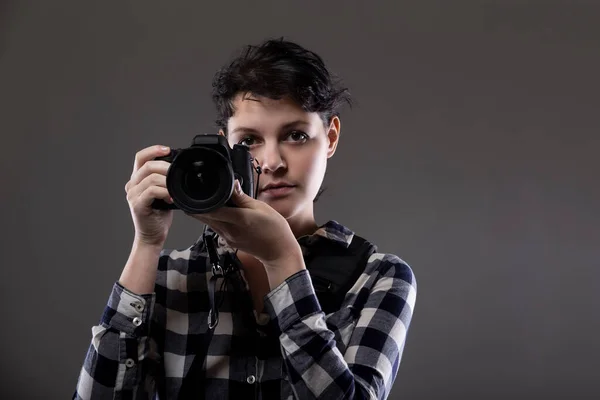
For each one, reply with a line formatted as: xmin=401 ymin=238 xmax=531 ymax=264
xmin=286 ymin=205 xmax=319 ymax=239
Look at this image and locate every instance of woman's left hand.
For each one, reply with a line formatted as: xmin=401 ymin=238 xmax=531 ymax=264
xmin=186 ymin=180 xmax=302 ymax=267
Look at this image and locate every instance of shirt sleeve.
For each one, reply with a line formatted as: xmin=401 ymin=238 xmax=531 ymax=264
xmin=72 ymin=281 xmax=162 ymax=400
xmin=263 ymin=253 xmax=417 ymax=399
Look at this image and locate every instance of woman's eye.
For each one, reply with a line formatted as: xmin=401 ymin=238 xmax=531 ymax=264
xmin=238 ymin=136 xmax=256 ymax=146
xmin=287 ymin=131 xmax=309 ymax=143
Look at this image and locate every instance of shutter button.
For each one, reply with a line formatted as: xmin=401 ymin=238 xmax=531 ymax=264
xmin=246 ymin=375 xmax=256 ymax=384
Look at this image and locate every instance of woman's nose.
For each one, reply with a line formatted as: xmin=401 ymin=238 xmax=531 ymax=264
xmin=257 ymin=145 xmax=286 ymax=173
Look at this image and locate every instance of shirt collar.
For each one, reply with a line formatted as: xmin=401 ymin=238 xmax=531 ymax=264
xmin=304 ymin=220 xmax=354 ymax=248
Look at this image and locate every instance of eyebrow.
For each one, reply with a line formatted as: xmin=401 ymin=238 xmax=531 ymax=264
xmin=230 ymin=120 xmax=309 ymax=135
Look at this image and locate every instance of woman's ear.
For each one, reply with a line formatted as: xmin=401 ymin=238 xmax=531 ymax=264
xmin=326 ymin=116 xmax=341 ymax=158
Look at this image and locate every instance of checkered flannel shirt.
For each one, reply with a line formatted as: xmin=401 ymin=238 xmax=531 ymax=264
xmin=73 ymin=220 xmax=417 ymax=399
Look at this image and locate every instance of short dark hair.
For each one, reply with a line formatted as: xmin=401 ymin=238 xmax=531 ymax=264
xmin=211 ymin=37 xmax=352 ymax=132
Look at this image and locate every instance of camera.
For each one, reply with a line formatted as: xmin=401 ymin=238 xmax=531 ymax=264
xmin=151 ymin=134 xmax=256 ymax=214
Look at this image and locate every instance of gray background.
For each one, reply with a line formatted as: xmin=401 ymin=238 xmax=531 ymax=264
xmin=1 ymin=1 xmax=598 ymax=399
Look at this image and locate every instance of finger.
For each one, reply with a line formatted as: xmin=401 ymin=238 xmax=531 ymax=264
xmin=185 ymin=211 xmax=215 ymax=226
xmin=126 ymin=161 xmax=170 ymax=193
xmin=132 ymin=145 xmax=171 ymax=175
xmin=126 ymin=173 xmax=172 ymax=207
xmin=185 ymin=210 xmax=233 ymax=229
xmin=127 ymin=172 xmax=166 ymax=197
xmin=136 ymin=186 xmax=172 ymax=210
xmin=199 ymin=206 xmax=248 ymax=224
xmin=209 ymin=224 xmax=227 ymax=239
xmin=186 ymin=212 xmax=209 ymax=224
xmin=229 ymin=179 xmax=257 ymax=208
xmin=187 ymin=213 xmax=228 ymax=236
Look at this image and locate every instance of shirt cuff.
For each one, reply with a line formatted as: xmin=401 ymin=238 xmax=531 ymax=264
xmin=263 ymin=269 xmax=322 ymax=334
xmin=100 ymin=282 xmax=155 ymax=337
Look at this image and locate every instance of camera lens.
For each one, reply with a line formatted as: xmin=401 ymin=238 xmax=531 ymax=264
xmin=166 ymin=146 xmax=234 ymax=213
xmin=183 ymin=160 xmax=220 ymax=201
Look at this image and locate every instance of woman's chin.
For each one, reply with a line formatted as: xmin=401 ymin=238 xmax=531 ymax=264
xmin=268 ymin=202 xmax=293 ymax=217
xmin=261 ymin=198 xmax=298 ymax=219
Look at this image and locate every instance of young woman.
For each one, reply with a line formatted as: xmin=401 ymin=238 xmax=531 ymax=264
xmin=73 ymin=38 xmax=417 ymax=399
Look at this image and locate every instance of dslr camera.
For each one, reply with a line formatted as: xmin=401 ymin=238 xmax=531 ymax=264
xmin=151 ymin=134 xmax=256 ymax=214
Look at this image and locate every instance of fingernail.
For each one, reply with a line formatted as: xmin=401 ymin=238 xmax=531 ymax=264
xmin=235 ymin=180 xmax=242 ymax=194
xmin=161 ymin=146 xmax=169 ymax=152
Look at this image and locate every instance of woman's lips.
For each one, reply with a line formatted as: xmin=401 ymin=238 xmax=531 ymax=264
xmin=261 ymin=185 xmax=296 ymax=198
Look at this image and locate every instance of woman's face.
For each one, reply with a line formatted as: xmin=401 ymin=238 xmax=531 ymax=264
xmin=222 ymin=93 xmax=340 ymax=221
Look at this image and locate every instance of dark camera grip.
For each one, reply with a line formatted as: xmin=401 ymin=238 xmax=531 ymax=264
xmin=230 ymin=145 xmax=255 ymax=198
xmin=151 ymin=198 xmax=177 ymax=210
xmin=154 ymin=147 xmax=180 ymax=163
xmin=154 ymin=154 xmax=173 ymax=163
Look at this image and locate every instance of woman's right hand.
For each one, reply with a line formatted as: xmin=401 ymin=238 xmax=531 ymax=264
xmin=124 ymin=144 xmax=175 ymax=247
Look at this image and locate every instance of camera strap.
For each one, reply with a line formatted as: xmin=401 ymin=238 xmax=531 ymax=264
xmin=206 ymin=232 xmax=223 ymax=329
xmin=179 ymin=231 xmax=230 ymax=398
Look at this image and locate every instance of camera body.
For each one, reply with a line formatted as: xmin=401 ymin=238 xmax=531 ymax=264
xmin=151 ymin=134 xmax=255 ymax=214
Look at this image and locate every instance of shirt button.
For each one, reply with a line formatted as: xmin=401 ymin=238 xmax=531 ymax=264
xmin=246 ymin=375 xmax=256 ymax=384
xmin=125 ymin=358 xmax=135 ymax=368
xmin=133 ymin=302 xmax=144 ymax=312
xmin=132 ymin=317 xmax=142 ymax=326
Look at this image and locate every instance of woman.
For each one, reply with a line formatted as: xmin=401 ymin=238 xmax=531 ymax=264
xmin=73 ymin=38 xmax=417 ymax=399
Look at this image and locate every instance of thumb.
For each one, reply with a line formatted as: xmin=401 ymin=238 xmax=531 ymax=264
xmin=230 ymin=179 xmax=254 ymax=207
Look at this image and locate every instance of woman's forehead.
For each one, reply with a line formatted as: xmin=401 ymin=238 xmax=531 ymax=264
xmin=227 ymin=95 xmax=319 ymax=133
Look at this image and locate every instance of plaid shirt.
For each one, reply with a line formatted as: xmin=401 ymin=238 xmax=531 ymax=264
xmin=73 ymin=220 xmax=417 ymax=399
